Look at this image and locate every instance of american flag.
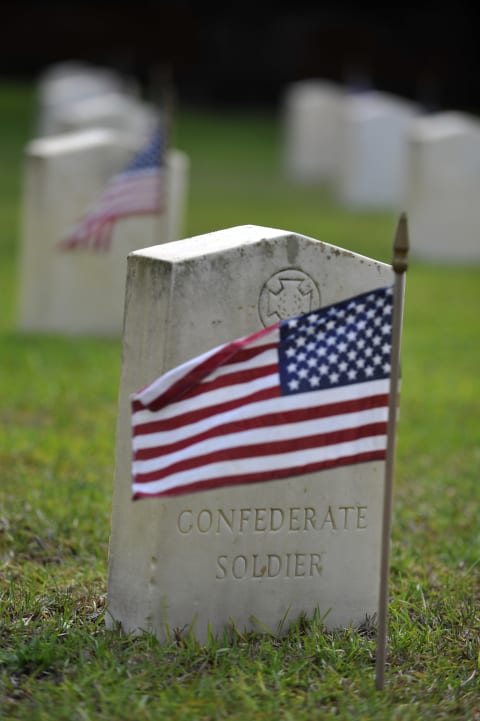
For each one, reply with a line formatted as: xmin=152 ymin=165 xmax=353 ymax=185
xmin=131 ymin=285 xmax=394 ymax=500
xmin=60 ymin=127 xmax=164 ymax=251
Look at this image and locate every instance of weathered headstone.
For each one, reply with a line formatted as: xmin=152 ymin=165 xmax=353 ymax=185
xmin=334 ymin=91 xmax=419 ymax=209
xmin=17 ymin=129 xmax=190 ymax=335
xmin=282 ymin=79 xmax=344 ymax=183
xmin=52 ymin=92 xmax=157 ymax=140
xmin=107 ymin=225 xmax=393 ymax=641
xmin=405 ymin=111 xmax=480 ymax=262
xmin=36 ymin=61 xmax=136 ymax=136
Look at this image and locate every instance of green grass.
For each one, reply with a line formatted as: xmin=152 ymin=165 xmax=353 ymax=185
xmin=1 ymin=84 xmax=480 ymax=720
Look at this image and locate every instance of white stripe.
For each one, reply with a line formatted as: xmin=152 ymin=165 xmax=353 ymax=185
xmin=133 ymin=329 xmax=279 ymax=408
xmin=132 ymin=405 xmax=388 ymax=475
xmin=132 ymin=379 xmax=389 ymax=451
xmin=132 ymin=376 xmax=389 ymax=428
xmin=133 ymin=434 xmax=387 ymax=495
xmin=133 ymin=369 xmax=280 ymax=427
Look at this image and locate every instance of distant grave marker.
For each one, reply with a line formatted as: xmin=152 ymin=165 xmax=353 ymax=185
xmin=282 ymin=80 xmax=344 ymax=184
xmin=405 ymin=111 xmax=480 ymax=262
xmin=17 ymin=128 xmax=189 ymax=335
xmin=36 ymin=61 xmax=135 ymax=136
xmin=107 ymin=225 xmax=393 ymax=641
xmin=335 ymin=91 xmax=419 ymax=209
xmin=52 ymin=92 xmax=157 ymax=141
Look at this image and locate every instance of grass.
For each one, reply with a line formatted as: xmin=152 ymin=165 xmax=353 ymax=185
xmin=1 ymin=83 xmax=480 ymax=719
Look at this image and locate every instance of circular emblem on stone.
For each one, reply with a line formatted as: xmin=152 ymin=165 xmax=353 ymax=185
xmin=258 ymin=268 xmax=321 ymax=327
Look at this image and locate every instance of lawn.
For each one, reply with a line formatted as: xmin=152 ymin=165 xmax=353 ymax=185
xmin=1 ymin=83 xmax=479 ymax=720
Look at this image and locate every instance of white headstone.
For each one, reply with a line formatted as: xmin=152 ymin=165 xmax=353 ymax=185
xmin=52 ymin=92 xmax=157 ymax=140
xmin=107 ymin=225 xmax=393 ymax=642
xmin=405 ymin=111 xmax=480 ymax=262
xmin=36 ymin=62 xmax=138 ymax=136
xmin=17 ymin=129 xmax=189 ymax=336
xmin=334 ymin=91 xmax=419 ymax=209
xmin=282 ymin=80 xmax=345 ymax=183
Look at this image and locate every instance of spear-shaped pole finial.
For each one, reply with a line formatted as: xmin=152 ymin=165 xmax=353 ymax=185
xmin=392 ymin=212 xmax=410 ymax=274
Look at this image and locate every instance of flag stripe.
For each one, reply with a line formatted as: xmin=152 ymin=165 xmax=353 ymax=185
xmin=132 ymin=326 xmax=279 ymax=412
xmin=132 ymin=375 xmax=388 ymax=429
xmin=133 ymin=421 xmax=387 ymax=483
xmin=134 ymin=384 xmax=281 ymax=434
xmin=134 ymin=409 xmax=388 ymax=476
xmin=132 ymin=437 xmax=387 ymax=498
xmin=133 ymin=393 xmax=389 ymax=459
xmin=132 ymin=450 xmax=385 ymax=499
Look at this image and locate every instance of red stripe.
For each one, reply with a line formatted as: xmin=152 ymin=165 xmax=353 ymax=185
xmin=133 ymin=325 xmax=278 ymax=413
xmin=132 ymin=385 xmax=281 ymax=431
xmin=133 ymin=393 xmax=389 ymax=459
xmin=222 ymin=342 xmax=278 ymax=365
xmin=132 ymin=450 xmax=386 ymax=499
xmin=177 ymin=363 xmax=278 ymax=402
xmin=133 ymin=422 xmax=387 ymax=484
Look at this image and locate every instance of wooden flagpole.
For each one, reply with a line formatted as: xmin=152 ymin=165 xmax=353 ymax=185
xmin=375 ymin=213 xmax=409 ymax=691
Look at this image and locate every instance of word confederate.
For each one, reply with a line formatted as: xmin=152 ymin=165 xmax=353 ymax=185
xmin=177 ymin=504 xmax=368 ymax=535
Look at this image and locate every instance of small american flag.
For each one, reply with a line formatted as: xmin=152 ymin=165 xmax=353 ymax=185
xmin=130 ymin=285 xmax=394 ymax=500
xmin=60 ymin=127 xmax=164 ymax=251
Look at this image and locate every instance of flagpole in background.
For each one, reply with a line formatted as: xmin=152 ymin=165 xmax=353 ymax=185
xmin=375 ymin=213 xmax=410 ymax=691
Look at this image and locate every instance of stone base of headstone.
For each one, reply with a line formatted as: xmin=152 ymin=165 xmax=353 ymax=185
xmin=107 ymin=224 xmax=393 ymax=642
xmin=405 ymin=111 xmax=480 ymax=262
xmin=17 ymin=129 xmax=189 ymax=336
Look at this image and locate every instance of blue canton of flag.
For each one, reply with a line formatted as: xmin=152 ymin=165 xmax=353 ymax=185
xmin=59 ymin=126 xmax=164 ymax=252
xmin=278 ymin=287 xmax=393 ymax=395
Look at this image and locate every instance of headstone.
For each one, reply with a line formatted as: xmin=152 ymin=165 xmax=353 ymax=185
xmin=334 ymin=91 xmax=419 ymax=209
xmin=36 ymin=61 xmax=138 ymax=136
xmin=107 ymin=225 xmax=393 ymax=642
xmin=282 ymin=79 xmax=345 ymax=183
xmin=405 ymin=111 xmax=480 ymax=262
xmin=17 ymin=129 xmax=190 ymax=335
xmin=52 ymin=92 xmax=157 ymax=141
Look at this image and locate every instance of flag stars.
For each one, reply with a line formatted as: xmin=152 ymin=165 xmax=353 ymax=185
xmin=279 ymin=286 xmax=394 ymax=394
